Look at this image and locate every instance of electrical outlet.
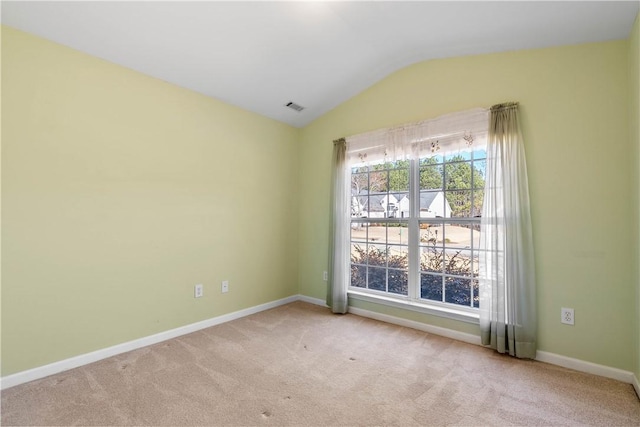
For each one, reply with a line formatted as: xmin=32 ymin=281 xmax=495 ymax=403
xmin=323 ymin=271 xmax=328 ymax=281
xmin=561 ymin=307 xmax=574 ymax=325
xmin=194 ymin=284 xmax=203 ymax=298
xmin=221 ymin=280 xmax=229 ymax=293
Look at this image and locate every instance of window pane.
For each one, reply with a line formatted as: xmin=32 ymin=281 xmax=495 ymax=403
xmin=351 ymin=194 xmax=368 ymax=217
xmin=366 ymin=245 xmax=387 ymax=266
xmin=385 ymin=159 xmax=409 ymax=169
xmin=420 ymin=224 xmax=444 ymax=247
xmin=445 ymin=161 xmax=472 ymax=190
xmin=366 ymin=222 xmax=407 ymax=247
xmin=388 ymin=223 xmax=409 ymax=246
xmin=473 ymin=160 xmax=486 ymax=189
xmin=473 ymin=279 xmax=479 ymax=308
xmin=384 ymin=196 xmax=398 ymax=218
xmin=350 ymin=224 xmax=368 ymax=242
xmin=388 ymin=269 xmax=408 ymax=295
xmin=448 ymin=190 xmax=472 ymax=217
xmin=444 ymin=249 xmax=472 ymax=277
xmin=420 ymin=154 xmax=444 ymax=165
xmin=369 ymin=171 xmax=388 ymax=192
xmin=420 ymin=246 xmax=443 ymax=274
xmin=364 ymin=195 xmax=383 ymax=218
xmin=445 ymin=151 xmax=472 ymax=162
xmin=445 ymin=277 xmax=472 ymax=306
xmin=471 ymin=223 xmax=481 ymax=248
xmin=442 ymin=223 xmax=472 ymax=249
xmin=351 ymin=265 xmax=367 ymax=288
xmin=388 ymin=167 xmax=409 ymax=192
xmin=366 ymin=223 xmax=385 ymax=245
xmin=472 ymin=189 xmax=484 ymax=217
xmin=420 ymin=273 xmax=443 ymax=302
xmin=389 ymin=193 xmax=409 ymax=218
xmin=388 ymin=245 xmax=409 ymax=270
xmin=472 ymin=251 xmax=479 ymax=277
xmin=367 ymin=267 xmax=386 ymax=291
xmin=351 ymin=172 xmax=369 ymax=192
xmin=351 ymin=244 xmax=367 ymax=265
xmin=420 ymin=165 xmax=442 ymax=190
xmin=420 ymin=191 xmax=447 ymax=218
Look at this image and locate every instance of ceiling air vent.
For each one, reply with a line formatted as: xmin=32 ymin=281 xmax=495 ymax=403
xmin=285 ymin=101 xmax=305 ymax=112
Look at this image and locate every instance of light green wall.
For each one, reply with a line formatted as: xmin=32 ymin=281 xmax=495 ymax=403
xmin=630 ymin=13 xmax=640 ymax=382
xmin=299 ymin=41 xmax=634 ymax=371
xmin=3 ymin=21 xmax=639 ymax=379
xmin=1 ymin=26 xmax=300 ymax=376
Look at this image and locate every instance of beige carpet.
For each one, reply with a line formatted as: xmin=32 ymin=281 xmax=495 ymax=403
xmin=1 ymin=301 xmax=639 ymax=426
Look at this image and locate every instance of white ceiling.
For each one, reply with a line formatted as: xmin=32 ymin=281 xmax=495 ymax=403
xmin=2 ymin=1 xmax=639 ymax=128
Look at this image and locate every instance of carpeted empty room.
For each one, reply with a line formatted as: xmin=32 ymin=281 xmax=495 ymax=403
xmin=1 ymin=301 xmax=638 ymax=426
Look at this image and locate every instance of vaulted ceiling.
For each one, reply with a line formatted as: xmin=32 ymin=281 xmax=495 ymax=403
xmin=3 ymin=1 xmax=638 ymax=127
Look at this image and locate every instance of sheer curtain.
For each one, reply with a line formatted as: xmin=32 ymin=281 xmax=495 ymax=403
xmin=345 ymin=108 xmax=489 ymax=164
xmin=327 ymin=138 xmax=350 ymax=313
xmin=479 ymin=102 xmax=537 ymax=358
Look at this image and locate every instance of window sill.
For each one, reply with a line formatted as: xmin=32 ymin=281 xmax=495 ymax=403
xmin=347 ymin=290 xmax=479 ymax=325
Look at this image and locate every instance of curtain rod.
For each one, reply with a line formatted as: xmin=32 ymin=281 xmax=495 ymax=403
xmin=491 ymin=102 xmax=519 ymax=111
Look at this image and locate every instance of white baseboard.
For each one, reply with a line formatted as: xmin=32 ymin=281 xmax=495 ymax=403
xmin=346 ymin=304 xmax=637 ymax=390
xmin=297 ymin=295 xmax=328 ymax=307
xmin=347 ymin=306 xmax=482 ymax=346
xmin=0 ymin=295 xmax=299 ymax=390
xmin=3 ymin=294 xmax=637 ymax=396
xmin=535 ymin=351 xmax=635 ymax=384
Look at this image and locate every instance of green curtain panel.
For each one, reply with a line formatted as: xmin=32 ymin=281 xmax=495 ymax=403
xmin=479 ymin=102 xmax=537 ymax=358
xmin=327 ymin=138 xmax=349 ymax=314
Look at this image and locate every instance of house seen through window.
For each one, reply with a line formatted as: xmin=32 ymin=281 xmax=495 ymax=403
xmin=349 ymin=148 xmax=486 ymax=309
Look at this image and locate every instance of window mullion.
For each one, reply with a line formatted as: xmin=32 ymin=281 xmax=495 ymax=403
xmin=408 ymin=159 xmax=420 ymax=300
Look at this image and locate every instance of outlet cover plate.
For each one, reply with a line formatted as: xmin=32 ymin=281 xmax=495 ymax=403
xmin=561 ymin=307 xmax=574 ymax=325
xmin=194 ymin=284 xmax=203 ymax=298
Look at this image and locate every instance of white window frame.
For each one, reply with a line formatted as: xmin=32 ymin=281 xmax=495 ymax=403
xmin=348 ymin=149 xmax=485 ymax=322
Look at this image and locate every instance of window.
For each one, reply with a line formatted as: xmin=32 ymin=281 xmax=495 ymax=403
xmin=334 ymin=105 xmax=536 ymax=356
xmin=349 ymin=147 xmax=486 ymax=310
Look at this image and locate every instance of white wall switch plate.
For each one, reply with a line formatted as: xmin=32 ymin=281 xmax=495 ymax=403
xmin=194 ymin=284 xmax=203 ymax=298
xmin=221 ymin=280 xmax=229 ymax=293
xmin=323 ymin=271 xmax=328 ymax=281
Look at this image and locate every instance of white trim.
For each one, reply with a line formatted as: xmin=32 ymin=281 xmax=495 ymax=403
xmin=347 ymin=304 xmax=638 ymax=391
xmin=348 ymin=290 xmax=479 ymax=325
xmin=297 ymin=295 xmax=328 ymax=307
xmin=347 ymin=306 xmax=481 ymax=346
xmin=3 ymin=294 xmax=637 ymax=396
xmin=535 ymin=351 xmax=636 ymax=385
xmin=0 ymin=295 xmax=299 ymax=390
